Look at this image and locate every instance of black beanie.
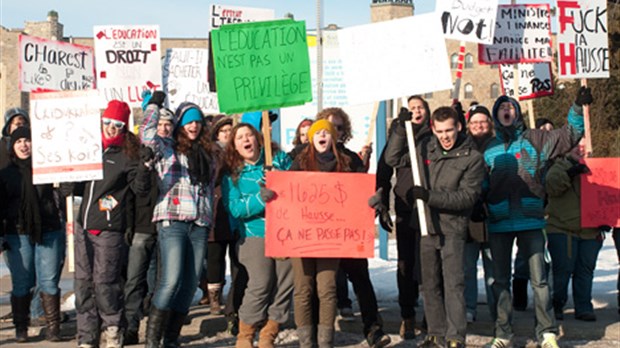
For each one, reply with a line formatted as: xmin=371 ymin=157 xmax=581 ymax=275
xmin=10 ymin=127 xmax=31 ymax=148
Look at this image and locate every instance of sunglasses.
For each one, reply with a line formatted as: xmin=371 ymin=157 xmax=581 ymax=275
xmin=102 ymin=118 xmax=126 ymax=129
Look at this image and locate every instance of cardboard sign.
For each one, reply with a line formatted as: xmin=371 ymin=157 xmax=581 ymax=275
xmin=499 ymin=62 xmax=553 ymax=100
xmin=478 ymin=4 xmax=552 ymax=64
xmin=209 ymin=4 xmax=275 ymax=30
xmin=437 ymin=0 xmax=499 ymax=44
xmin=581 ymin=158 xmax=620 ymax=228
xmin=19 ymin=35 xmax=95 ymax=92
xmin=338 ymin=13 xmax=452 ymax=106
xmin=211 ymin=19 xmax=312 ymax=114
xmin=556 ymin=0 xmax=609 ymax=79
xmin=163 ymin=48 xmax=219 ymax=114
xmin=265 ymin=171 xmax=376 ymax=258
xmin=30 ymin=90 xmax=103 ymax=184
xmin=93 ymin=25 xmax=162 ymax=107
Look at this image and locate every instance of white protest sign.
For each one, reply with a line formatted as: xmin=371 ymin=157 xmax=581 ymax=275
xmin=499 ymin=62 xmax=554 ymax=100
xmin=338 ymin=13 xmax=452 ymax=106
xmin=556 ymin=0 xmax=609 ymax=79
xmin=163 ymin=49 xmax=219 ymax=114
xmin=479 ymin=4 xmax=552 ymax=64
xmin=30 ymin=90 xmax=103 ymax=184
xmin=19 ymin=35 xmax=95 ymax=92
xmin=209 ymin=4 xmax=275 ymax=30
xmin=93 ymin=25 xmax=162 ymax=107
xmin=438 ymin=0 xmax=499 ymax=44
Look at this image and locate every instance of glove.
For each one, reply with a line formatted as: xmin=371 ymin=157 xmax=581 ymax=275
xmin=141 ymin=90 xmax=152 ymax=111
xmin=149 ymin=91 xmax=166 ymax=108
xmin=58 ymin=182 xmax=74 ymax=197
xmin=379 ymin=210 xmax=394 ymax=233
xmin=398 ymin=107 xmax=412 ymax=124
xmin=139 ymin=145 xmax=155 ymax=170
xmin=411 ymin=185 xmax=429 ymax=202
xmin=259 ymin=186 xmax=276 ymax=203
xmin=368 ymin=188 xmax=384 ymax=210
xmin=452 ymin=101 xmax=464 ymax=118
xmin=124 ymin=228 xmax=135 ymax=247
xmin=575 ymin=86 xmax=593 ymax=106
xmin=470 ymin=200 xmax=487 ymax=222
xmin=566 ymin=163 xmax=589 ymax=178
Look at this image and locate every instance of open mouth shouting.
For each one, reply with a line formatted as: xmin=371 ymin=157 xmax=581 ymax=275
xmin=313 ymin=129 xmax=332 ymax=154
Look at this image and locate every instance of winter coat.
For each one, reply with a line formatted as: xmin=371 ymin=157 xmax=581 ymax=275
xmin=126 ymin=170 xmax=159 ymax=235
xmin=483 ymin=96 xmax=584 ymax=233
xmin=0 ymin=137 xmax=10 ymax=169
xmin=222 ymin=149 xmax=291 ymax=239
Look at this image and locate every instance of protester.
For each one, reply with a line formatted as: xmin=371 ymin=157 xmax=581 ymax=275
xmin=375 ymin=95 xmax=432 ymax=339
xmin=1 ymin=108 xmax=29 ymax=169
xmin=221 ymin=123 xmax=293 ymax=348
xmin=482 ymin=88 xmax=588 ymax=348
xmin=536 ymin=118 xmax=555 ymax=131
xmin=292 ymin=118 xmax=313 ymax=146
xmin=545 ymin=137 xmax=603 ymax=322
xmin=141 ymin=92 xmax=218 ymax=348
xmin=0 ymin=127 xmax=66 ymax=343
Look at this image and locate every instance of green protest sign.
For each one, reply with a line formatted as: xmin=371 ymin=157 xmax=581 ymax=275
xmin=212 ymin=19 xmax=312 ymax=114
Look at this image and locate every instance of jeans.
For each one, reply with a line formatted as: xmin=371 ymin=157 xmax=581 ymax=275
xmin=488 ymin=230 xmax=557 ymax=342
xmin=4 ymin=231 xmax=66 ymax=297
xmin=152 ymin=221 xmax=207 ymax=313
xmin=464 ymin=241 xmax=496 ymax=320
xmin=124 ymin=232 xmax=157 ymax=331
xmin=547 ymin=233 xmax=602 ymax=315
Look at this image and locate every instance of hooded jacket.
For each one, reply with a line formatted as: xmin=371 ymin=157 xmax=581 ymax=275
xmin=483 ymin=96 xmax=584 ymax=233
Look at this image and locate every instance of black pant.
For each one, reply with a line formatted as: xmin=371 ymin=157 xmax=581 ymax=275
xmin=395 ymin=211 xmax=421 ymax=319
xmin=123 ymin=232 xmax=157 ymax=331
xmin=205 ymin=240 xmax=247 ymax=316
xmin=336 ymin=269 xmax=352 ymax=309
xmin=339 ymin=258 xmax=382 ymax=336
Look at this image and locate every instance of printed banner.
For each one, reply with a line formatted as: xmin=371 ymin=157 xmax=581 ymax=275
xmin=163 ymin=48 xmax=219 ymax=114
xmin=209 ymin=4 xmax=275 ymax=30
xmin=93 ymin=25 xmax=162 ymax=107
xmin=556 ymin=0 xmax=609 ymax=78
xmin=581 ymin=158 xmax=620 ymax=228
xmin=437 ymin=0 xmax=499 ymax=44
xmin=19 ymin=35 xmax=95 ymax=92
xmin=338 ymin=13 xmax=452 ymax=105
xmin=211 ymin=19 xmax=312 ymax=114
xmin=30 ymin=90 xmax=103 ymax=184
xmin=265 ymin=171 xmax=376 ymax=258
xmin=479 ymin=4 xmax=552 ymax=64
xmin=499 ymin=62 xmax=554 ymax=100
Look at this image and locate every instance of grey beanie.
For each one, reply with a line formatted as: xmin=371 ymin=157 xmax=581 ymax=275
xmin=3 ymin=107 xmax=30 ymax=137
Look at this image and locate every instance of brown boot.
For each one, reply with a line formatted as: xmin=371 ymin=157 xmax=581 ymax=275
xmin=208 ymin=283 xmax=223 ymax=315
xmin=11 ymin=294 xmax=31 ymax=343
xmin=40 ymin=292 xmax=62 ymax=342
xmin=199 ymin=279 xmax=210 ymax=305
xmin=257 ymin=319 xmax=279 ymax=348
xmin=235 ymin=320 xmax=257 ymax=348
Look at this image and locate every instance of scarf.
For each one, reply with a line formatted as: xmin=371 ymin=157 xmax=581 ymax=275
xmin=187 ymin=142 xmax=212 ymax=186
xmin=15 ymin=158 xmax=42 ymax=244
xmin=102 ymin=133 xmax=125 ymax=150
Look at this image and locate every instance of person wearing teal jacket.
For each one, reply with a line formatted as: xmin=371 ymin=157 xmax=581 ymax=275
xmin=483 ymin=87 xmax=590 ymax=348
xmin=221 ymin=123 xmax=293 ymax=348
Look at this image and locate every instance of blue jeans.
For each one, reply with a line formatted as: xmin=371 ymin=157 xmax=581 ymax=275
xmin=464 ymin=241 xmax=496 ymax=320
xmin=488 ymin=230 xmax=557 ymax=342
xmin=3 ymin=231 xmax=66 ymax=297
xmin=152 ymin=221 xmax=207 ymax=313
xmin=547 ymin=233 xmax=602 ymax=315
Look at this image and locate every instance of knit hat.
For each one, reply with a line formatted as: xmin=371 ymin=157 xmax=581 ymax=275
xmin=10 ymin=127 xmax=31 ymax=149
xmin=160 ymin=107 xmax=174 ymax=123
xmin=174 ymin=102 xmax=204 ymax=135
xmin=210 ymin=114 xmax=233 ymax=141
xmin=3 ymin=107 xmax=30 ymax=136
xmin=307 ymin=119 xmax=336 ymax=143
xmin=179 ymin=108 xmax=203 ymax=127
xmin=467 ymin=105 xmax=491 ymax=121
xmin=103 ymin=100 xmax=131 ymax=125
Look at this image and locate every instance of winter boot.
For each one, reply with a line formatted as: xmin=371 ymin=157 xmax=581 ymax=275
xmin=296 ymin=326 xmax=316 ymax=348
xmin=199 ymin=278 xmax=210 ymax=305
xmin=236 ymin=320 xmax=257 ymax=348
xmin=40 ymin=292 xmax=62 ymax=341
xmin=258 ymin=319 xmax=279 ymax=348
xmin=317 ymin=325 xmax=334 ymax=348
xmin=208 ymin=283 xmax=223 ymax=315
xmin=163 ymin=311 xmax=188 ymax=348
xmin=145 ymin=307 xmax=170 ymax=348
xmin=512 ymin=278 xmax=528 ymax=311
xmin=11 ymin=294 xmax=31 ymax=343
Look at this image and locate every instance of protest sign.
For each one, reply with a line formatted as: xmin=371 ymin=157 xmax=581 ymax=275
xmin=209 ymin=4 xmax=275 ymax=30
xmin=30 ymin=90 xmax=103 ymax=184
xmin=437 ymin=0 xmax=498 ymax=44
xmin=338 ymin=13 xmax=452 ymax=106
xmin=581 ymin=158 xmax=620 ymax=228
xmin=265 ymin=171 xmax=376 ymax=258
xmin=479 ymin=4 xmax=552 ymax=64
xmin=163 ymin=48 xmax=219 ymax=114
xmin=556 ymin=0 xmax=609 ymax=79
xmin=19 ymin=35 xmax=95 ymax=92
xmin=499 ymin=62 xmax=553 ymax=100
xmin=211 ymin=19 xmax=312 ymax=114
xmin=93 ymin=25 xmax=162 ymax=107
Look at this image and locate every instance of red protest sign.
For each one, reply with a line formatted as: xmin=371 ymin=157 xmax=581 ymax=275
xmin=265 ymin=171 xmax=376 ymax=258
xmin=581 ymin=158 xmax=620 ymax=228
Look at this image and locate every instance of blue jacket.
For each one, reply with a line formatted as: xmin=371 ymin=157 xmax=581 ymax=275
xmin=221 ymin=149 xmax=291 ymax=238
xmin=484 ymin=96 xmax=584 ymax=233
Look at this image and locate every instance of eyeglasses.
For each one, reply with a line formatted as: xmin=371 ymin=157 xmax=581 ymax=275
xmin=469 ymin=120 xmax=489 ymax=125
xmin=102 ymin=118 xmax=126 ymax=129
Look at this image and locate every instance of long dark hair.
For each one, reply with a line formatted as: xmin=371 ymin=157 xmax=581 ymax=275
xmin=225 ymin=123 xmax=281 ymax=183
xmin=122 ymin=131 xmax=141 ymax=160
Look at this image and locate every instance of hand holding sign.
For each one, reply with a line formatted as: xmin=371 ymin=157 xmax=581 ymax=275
xmin=575 ymin=86 xmax=593 ymax=107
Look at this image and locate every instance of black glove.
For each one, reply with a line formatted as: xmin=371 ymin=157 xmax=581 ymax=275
xmin=398 ymin=107 xmax=412 ymax=124
xmin=575 ymin=86 xmax=593 ymax=106
xmin=148 ymin=91 xmax=166 ymax=108
xmin=368 ymin=188 xmax=384 ymax=210
xmin=124 ymin=228 xmax=135 ymax=247
xmin=58 ymin=182 xmax=74 ymax=197
xmin=140 ymin=145 xmax=155 ymax=163
xmin=379 ymin=210 xmax=394 ymax=233
xmin=566 ymin=163 xmax=589 ymax=178
xmin=470 ymin=200 xmax=487 ymax=222
xmin=411 ymin=185 xmax=429 ymax=202
xmin=260 ymin=186 xmax=276 ymax=202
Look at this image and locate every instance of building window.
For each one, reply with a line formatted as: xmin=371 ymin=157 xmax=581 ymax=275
xmin=490 ymin=83 xmax=500 ymax=99
xmin=450 ymin=53 xmax=458 ymax=69
xmin=464 ymin=83 xmax=474 ymax=99
xmin=464 ymin=54 xmax=474 ymax=69
xmin=424 ymin=92 xmax=433 ymax=99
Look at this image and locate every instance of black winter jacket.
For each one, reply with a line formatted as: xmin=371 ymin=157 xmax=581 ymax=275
xmin=126 ymin=170 xmax=159 ymax=235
